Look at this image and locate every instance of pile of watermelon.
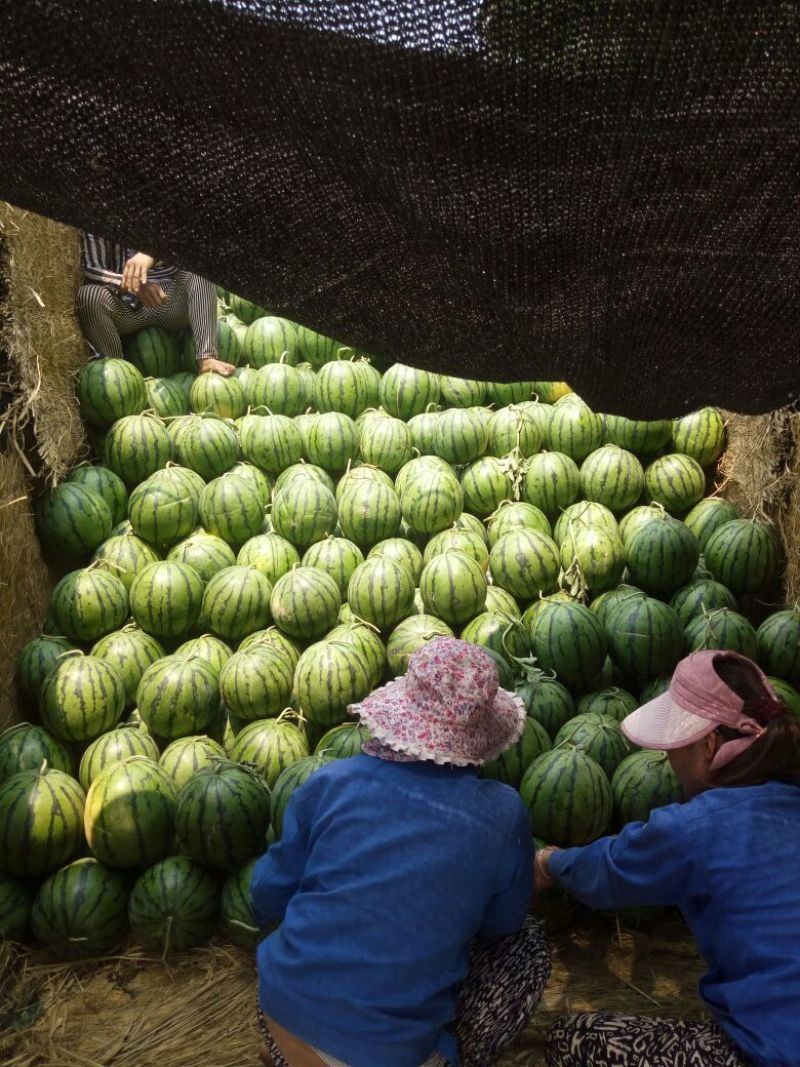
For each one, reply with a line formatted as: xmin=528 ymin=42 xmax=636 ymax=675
xmin=1 ymin=286 xmax=797 ymax=959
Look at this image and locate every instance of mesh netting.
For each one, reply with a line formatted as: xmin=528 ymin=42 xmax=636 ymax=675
xmin=0 ymin=1 xmax=798 ymax=417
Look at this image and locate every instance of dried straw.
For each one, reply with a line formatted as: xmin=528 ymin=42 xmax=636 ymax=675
xmin=782 ymin=414 xmax=800 ymax=607
xmin=0 ymin=203 xmax=87 ymax=483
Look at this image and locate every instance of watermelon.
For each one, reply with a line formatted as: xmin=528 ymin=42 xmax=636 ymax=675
xmin=528 ymin=602 xmax=608 ymax=691
xmin=0 ymin=765 xmax=85 ymax=877
xmin=576 ymin=687 xmax=638 ymax=723
xmin=16 ymin=636 xmax=79 ymax=702
xmin=483 ymin=717 xmax=551 ymax=788
xmin=618 ymin=503 xmax=669 ymax=549
xmin=202 ymin=565 xmax=273 ymax=641
xmin=639 ymin=673 xmax=673 ymax=703
xmin=520 ymin=748 xmax=612 ymax=847
xmin=612 ymin=750 xmax=683 ymax=828
xmin=78 ymin=358 xmax=147 ymax=428
xmin=602 ymin=414 xmax=673 ymax=456
xmin=487 ymin=501 xmax=551 ymax=547
xmin=486 ymin=405 xmax=543 ymax=458
xmin=175 ymin=415 xmax=239 ymax=479
xmin=335 ymin=464 xmax=395 ymax=502
xmin=672 ymin=408 xmax=726 ymax=467
xmin=294 ymin=641 xmax=372 ymax=726
xmin=684 ymin=608 xmax=758 ymax=658
xmin=315 ymin=722 xmax=371 ymax=759
xmin=137 ymin=656 xmax=220 ymax=738
xmin=386 ymin=615 xmax=455 ymax=676
xmin=0 ymin=874 xmax=33 ymax=938
xmin=242 ymin=316 xmax=298 ymax=365
xmin=250 ymin=363 xmax=305 ymax=417
xmin=129 ymin=560 xmax=204 ymax=639
xmin=188 ymin=372 xmax=244 ymax=419
xmin=238 ymin=627 xmax=302 ymax=669
xmin=644 ymin=454 xmax=706 ymax=514
xmin=546 ymin=400 xmax=603 ymax=462
xmin=302 ymin=537 xmax=364 ymax=596
xmin=338 ymin=480 xmax=402 ymax=548
xmin=67 ymin=464 xmax=128 ymax=526
xmin=606 ymin=597 xmax=685 ymax=689
xmin=683 ymin=497 xmax=741 ymax=551
xmin=379 ymin=364 xmax=440 ymax=420
xmin=50 ymin=567 xmax=128 ymax=643
xmin=669 ymin=579 xmax=738 ymax=627
xmin=272 ymin=479 xmax=338 ymax=549
xmin=400 ymin=469 xmax=464 ymax=536
xmin=175 ymin=760 xmax=270 ymax=869
xmin=532 ymin=382 xmax=573 ymax=404
xmin=354 ymin=360 xmax=382 ymax=408
xmin=104 ymin=413 xmax=172 ymax=486
xmin=270 ymin=754 xmax=334 ymax=837
xmin=200 ymin=473 xmax=265 ymax=548
xmin=521 ymin=452 xmax=581 ymax=517
xmin=221 ymin=858 xmax=261 ymax=949
xmin=92 ymin=532 xmax=162 ymax=590
xmin=124 ymin=327 xmax=180 ymax=377
xmin=485 ymin=381 xmax=534 ymax=406
xmin=408 ymin=411 xmax=442 ymax=455
xmin=460 ymin=611 xmax=529 ymax=665
xmin=489 ymin=529 xmax=561 ymax=601
xmin=219 ymin=645 xmax=295 ymax=721
xmin=348 ymin=557 xmax=415 ymax=631
xmin=307 ymin=412 xmax=359 ymax=472
xmin=240 ymin=414 xmax=303 ymax=476
xmin=0 ymin=723 xmax=74 ymax=781
xmin=358 ymin=414 xmax=413 ymax=474
xmin=756 ymin=609 xmax=800 ymax=684
xmin=485 ymin=585 xmax=523 ymax=619
xmin=171 ymin=372 xmax=197 ymax=401
xmin=35 ymin=482 xmax=113 ymax=557
xmin=85 ymin=756 xmax=177 ymax=867
xmin=394 ymin=455 xmax=452 ymax=495
xmin=145 ymin=376 xmax=190 ymax=419
xmin=767 ymin=677 xmax=800 ymax=720
xmin=31 ymin=857 xmax=129 ymax=959
xmin=78 ymin=722 xmax=160 ymax=792
xmin=229 ymin=462 xmax=272 ymax=505
xmin=276 ymin=462 xmax=336 ymax=497
xmin=40 ymin=653 xmax=125 ymax=742
xmin=704 ymin=519 xmax=780 ymax=595
xmin=418 ymin=551 xmax=487 ymax=627
xmin=439 ymin=376 xmax=486 ymax=408
xmin=168 ymin=531 xmax=237 ymax=581
xmin=184 ymin=318 xmax=241 ymax=368
xmin=128 ymin=855 xmax=221 ymax=953
xmin=159 ymin=735 xmax=227 ymax=790
xmin=580 ymin=445 xmax=644 ymax=513
xmin=326 ymin=623 xmax=387 ymax=687
xmin=553 ymin=501 xmax=619 ymax=547
xmin=230 ymin=716 xmax=310 ymax=787
xmin=433 ymin=408 xmax=488 ymax=465
xmin=296 ymin=326 xmax=347 ymax=368
xmin=554 ymin=713 xmax=632 ymax=777
xmin=174 ymin=633 xmax=233 ymax=675
xmin=559 ymin=525 xmax=626 ymax=597
xmin=271 ymin=567 xmax=341 ymax=640
xmin=625 ymin=516 xmax=700 ymax=596
xmin=313 ymin=360 xmax=368 ymax=419
xmin=237 ymin=532 xmax=300 ymax=583
xmin=424 ymin=527 xmax=489 ymax=571
xmin=460 ymin=457 xmax=515 ymax=519
xmin=129 ymin=468 xmax=200 ymax=547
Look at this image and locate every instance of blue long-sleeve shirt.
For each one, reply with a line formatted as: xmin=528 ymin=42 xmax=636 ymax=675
xmin=549 ymin=781 xmax=800 ymax=1067
xmin=251 ymin=754 xmax=533 ymax=1067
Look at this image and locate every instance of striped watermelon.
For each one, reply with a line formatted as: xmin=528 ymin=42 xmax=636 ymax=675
xmin=227 ymin=461 xmax=272 ymax=504
xmin=271 ymin=567 xmax=342 ymax=640
xmin=168 ymin=531 xmax=237 ymax=581
xmin=175 ymin=415 xmax=239 ymax=479
xmin=307 ymin=412 xmax=359 ymax=473
xmin=276 ymin=462 xmax=336 ymax=497
xmin=424 ymin=527 xmax=489 ymax=571
xmin=0 ymin=874 xmax=33 ymax=938
xmin=137 ymin=655 xmax=220 ymax=738
xmin=516 ymin=675 xmax=575 ymax=738
xmin=91 ymin=627 xmax=165 ymax=708
xmin=124 ymin=327 xmax=180 ymax=377
xmin=401 ymin=469 xmax=464 ymax=536
xmin=189 ymin=372 xmax=246 ymax=419
xmin=580 ymin=445 xmax=644 ymax=513
xmin=639 ymin=673 xmax=673 ymax=703
xmin=644 ymin=454 xmax=706 ymax=514
xmin=270 ymin=754 xmax=334 ymax=837
xmin=230 ymin=716 xmax=310 ymax=787
xmin=129 ymin=561 xmax=204 ymax=639
xmin=460 ymin=457 xmax=514 ymax=519
xmin=379 ymin=364 xmax=440 ymax=420
xmin=250 ymin=363 xmax=305 ymax=417
xmin=313 ymin=360 xmax=368 ymax=419
xmin=67 ymin=464 xmax=128 ymax=526
xmin=302 ymin=537 xmax=364 ymax=595
xmin=683 ymin=497 xmax=740 ymax=552
xmin=439 ymin=376 xmax=486 ymax=408
xmin=531 ymin=382 xmax=573 ymax=403
xmin=626 ymin=516 xmax=700 ymax=596
xmin=335 ymin=463 xmax=394 ymax=502
xmin=16 ymin=636 xmax=79 ymax=702
xmin=559 ymin=526 xmax=626 ymax=596
xmin=576 ymin=687 xmax=638 ymax=723
xmin=348 ymin=557 xmax=415 ymax=631
xmin=0 ymin=723 xmax=74 ymax=781
xmin=546 ymin=400 xmax=603 ymax=462
xmin=669 ymin=579 xmax=737 ymax=627
xmin=79 ymin=724 xmax=160 ymax=791
xmin=483 ymin=717 xmax=551 ymax=788
xmin=171 ymin=372 xmax=197 ymax=401
xmin=354 ymin=360 xmax=382 ymax=408
xmin=618 ymin=503 xmax=668 ymax=549
xmin=315 ymin=722 xmax=371 ymax=759
xmin=295 ymin=326 xmax=345 ymax=368
xmin=31 ymin=857 xmax=129 ymax=959
xmin=485 ymin=381 xmax=534 ymax=406
xmin=295 ymin=360 xmax=318 ymax=404
xmin=487 ymin=501 xmax=551 ymax=547
xmin=486 ymin=405 xmax=543 ymax=458
xmin=240 ymin=414 xmax=303 ymax=476
xmin=521 ymin=452 xmax=581 ymax=517
xmin=606 ymin=596 xmax=685 ymax=688
xmin=553 ymin=501 xmax=618 ymax=547
xmin=221 ymin=858 xmax=260 ymax=948
xmin=174 ymin=634 xmax=233 ymax=675
xmin=129 ymin=468 xmax=200 ymax=547
xmin=704 ymin=519 xmax=779 ymax=595
xmin=485 ymin=585 xmax=523 ymax=619
xmin=272 ymin=479 xmax=338 ymax=549
xmin=612 ymin=750 xmax=683 ymax=828
xmin=104 ymin=413 xmax=172 ymax=486
xmin=358 ymin=414 xmax=413 ymax=474
xmin=0 ymin=765 xmax=85 ymax=877
xmin=368 ymin=538 xmax=424 ymax=583
xmin=219 ymin=645 xmax=295 ymax=721
xmin=768 ymin=677 xmax=800 ymax=720
xmin=433 ymin=408 xmax=488 ymax=465
xmin=672 ymin=408 xmax=726 ymax=467
xmin=338 ymin=480 xmax=402 ymax=548
xmin=242 ymin=316 xmax=299 ymax=366
xmin=528 ymin=602 xmax=608 ymax=691
xmin=554 ymin=713 xmax=632 ymax=777
xmin=201 ymin=473 xmax=265 ymax=548
xmin=35 ymin=482 xmax=113 ymax=557
xmin=394 ymin=455 xmax=452 ymax=496
xmin=294 ymin=641 xmax=372 ymax=725
xmin=40 ymin=654 xmax=125 ymax=742
xmin=520 ymin=748 xmax=612 ymax=847
xmin=418 ymin=551 xmax=487 ymax=627
xmin=520 ymin=592 xmax=576 ymax=636
xmin=326 ymin=623 xmax=387 ymax=687
xmin=128 ymin=855 xmax=220 ymax=953
xmin=159 ymin=735 xmax=227 ymax=791
xmin=202 ymin=565 xmax=273 ymax=641
xmin=488 ymin=529 xmax=560 ymax=601
xmin=237 ymin=532 xmax=300 ymax=583
xmin=175 ymin=760 xmax=270 ymax=869
xmin=85 ymin=756 xmax=177 ymax=867
xmin=408 ymin=410 xmax=442 ymax=455
xmin=684 ymin=608 xmax=758 ymax=659
xmin=293 ymin=412 xmax=317 ymax=455
xmin=79 ymin=358 xmax=147 ymax=427
xmin=386 ymin=615 xmax=455 ymax=676
xmin=49 ymin=567 xmax=129 ymax=642
xmin=602 ymin=414 xmax=673 ymax=456
xmin=145 ymin=376 xmax=190 ymax=419
xmin=239 ymin=627 xmax=302 ymax=669
xmin=756 ymin=609 xmax=800 ymax=684
xmin=461 ymin=611 xmax=529 ymax=664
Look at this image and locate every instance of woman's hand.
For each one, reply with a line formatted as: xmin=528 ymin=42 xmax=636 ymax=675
xmin=121 ymin=252 xmax=155 ymax=294
xmin=534 ymin=847 xmax=560 ymax=894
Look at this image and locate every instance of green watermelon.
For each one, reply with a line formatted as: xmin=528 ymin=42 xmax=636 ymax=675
xmin=125 ymin=327 xmax=180 ymax=377
xmin=554 ymin=713 xmax=632 ymax=777
xmin=704 ymin=519 xmax=779 ymax=595
xmin=85 ymin=756 xmax=177 ymax=868
xmin=335 ymin=463 xmax=395 ymax=502
xmin=348 ymin=557 xmax=415 ymax=631
xmin=230 ymin=716 xmax=310 ymax=787
xmin=272 ymin=479 xmax=338 ymax=549
xmin=78 ymin=358 xmax=147 ymax=428
xmin=104 ymin=413 xmax=172 ymax=486
xmin=190 ymin=372 xmax=246 ymax=419
xmin=219 ymin=645 xmax=295 ymax=721
xmin=40 ymin=654 xmax=125 ymax=742
xmin=460 ymin=611 xmax=529 ymax=665
xmin=229 ymin=462 xmax=272 ymax=505
xmin=313 ymin=360 xmax=368 ymax=419
xmin=92 ymin=532 xmax=162 ymax=590
xmin=242 ymin=316 xmax=298 ymax=365
xmin=159 ymin=735 xmax=227 ymax=790
xmin=221 ymin=858 xmax=261 ymax=949
xmin=527 ymin=602 xmax=608 ymax=691
xmin=240 ymin=414 xmax=303 ymax=476
xmin=644 ymin=454 xmax=706 ymax=514
xmin=639 ymin=673 xmax=673 ymax=703
xmin=174 ymin=633 xmax=233 ymax=675
xmin=419 ymin=551 xmax=487 ymax=627
xmin=302 ymin=537 xmax=365 ymax=596
xmin=672 ymin=408 xmax=726 ymax=467
xmin=270 ymin=754 xmax=334 ymax=837
xmin=202 ymin=565 xmax=273 ymax=641
xmin=618 ymin=503 xmax=669 ymax=549
xmin=137 ymin=656 xmax=220 ymax=738
xmin=338 ymin=480 xmax=402 ymax=548
xmin=580 ymin=445 xmax=644 ymax=513
xmin=358 ymin=414 xmax=413 ymax=474
xmin=238 ymin=626 xmax=302 ymax=669
xmin=296 ymin=326 xmax=347 ymax=368
xmin=460 ymin=457 xmax=515 ymax=519
xmin=684 ymin=608 xmax=758 ymax=659
xmin=559 ymin=525 xmax=626 ymax=597
xmin=483 ymin=717 xmax=551 ymax=788
xmin=145 ymin=376 xmax=190 ymax=419
xmin=484 ymin=585 xmax=523 ymax=619
xmin=546 ymin=400 xmax=603 ymax=463
xmin=271 ymin=567 xmax=342 ymax=640
xmin=576 ymin=687 xmax=638 ymax=723
xmin=767 ymin=677 xmax=800 ymax=720
xmin=67 ymin=464 xmax=128 ymax=526
xmin=128 ymin=468 xmax=200 ymax=547
xmin=439 ymin=376 xmax=486 ymax=408
xmin=128 ymin=855 xmax=221 ymax=953
xmin=606 ymin=596 xmax=684 ymax=689
xmin=184 ymin=318 xmax=241 ymax=368
xmin=31 ymin=857 xmax=129 ymax=958
xmin=612 ymin=750 xmax=683 ymax=828
xmin=386 ymin=615 xmax=455 ymax=676
xmin=520 ymin=748 xmax=612 ymax=846
xmin=325 ymin=623 xmax=387 ymax=688
xmin=0 ymin=874 xmax=33 ymax=938
xmin=488 ymin=529 xmax=561 ymax=601
xmin=16 ymin=636 xmax=79 ymax=702
xmin=50 ymin=567 xmax=128 ymax=643
xmin=487 ymin=501 xmax=551 ymax=547
xmin=407 ymin=411 xmax=442 ymax=455
xmin=0 ymin=765 xmax=85 ymax=877
xmin=602 ymin=414 xmax=673 ymax=456
xmin=521 ymin=452 xmax=581 ymax=518
xmin=433 ymin=408 xmax=488 ymax=465
xmin=295 ymin=641 xmax=372 ymax=726
xmin=250 ymin=363 xmax=305 ymax=417
xmin=379 ymin=364 xmax=440 ymax=420
xmin=668 ymin=579 xmax=738 ymax=627
xmin=175 ymin=760 xmax=270 ymax=869
xmin=168 ymin=531 xmax=237 ymax=581
xmin=400 ymin=469 xmax=464 ymax=537
xmin=129 ymin=560 xmax=204 ymax=639
xmin=200 ymin=473 xmax=265 ymax=548
xmin=315 ymin=722 xmax=371 ymax=759
xmin=78 ymin=723 xmax=160 ymax=791
xmin=683 ymin=497 xmax=741 ymax=551
xmin=276 ymin=462 xmax=336 ymax=496
xmin=35 ymin=482 xmax=113 ymax=557
xmin=553 ymin=501 xmax=619 ymax=546
xmin=0 ymin=723 xmax=74 ymax=781
xmin=307 ymin=412 xmax=359 ymax=472
xmin=238 ymin=532 xmax=300 ymax=583
xmin=485 ymin=381 xmax=534 ymax=406
xmin=756 ymin=609 xmax=800 ymax=684
xmin=175 ymin=415 xmax=239 ymax=479
xmin=424 ymin=527 xmax=489 ymax=571
xmin=625 ymin=516 xmax=700 ymax=596
xmin=486 ymin=405 xmax=543 ymax=458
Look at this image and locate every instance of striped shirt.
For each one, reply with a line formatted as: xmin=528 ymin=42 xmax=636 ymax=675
xmin=81 ymin=233 xmax=178 ymax=289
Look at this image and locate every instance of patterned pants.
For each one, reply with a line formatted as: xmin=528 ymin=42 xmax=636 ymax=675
xmin=76 ymin=270 xmax=217 ymax=361
xmin=546 ymin=1012 xmax=749 ymax=1066
xmin=259 ymin=915 xmax=552 ymax=1067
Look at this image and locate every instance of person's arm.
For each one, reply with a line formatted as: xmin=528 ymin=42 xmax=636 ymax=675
xmin=250 ymin=793 xmax=312 ymax=926
xmin=81 ymin=233 xmax=126 ymax=287
xmin=477 ymin=804 xmax=534 ymax=940
xmin=544 ymin=804 xmax=694 ymax=911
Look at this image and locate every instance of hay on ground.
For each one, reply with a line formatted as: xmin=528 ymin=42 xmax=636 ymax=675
xmin=0 ymin=204 xmax=87 ymax=482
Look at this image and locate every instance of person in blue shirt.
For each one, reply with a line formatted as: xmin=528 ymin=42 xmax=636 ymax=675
xmin=250 ymin=637 xmax=552 ymax=1067
xmin=535 ymin=649 xmax=800 ymax=1067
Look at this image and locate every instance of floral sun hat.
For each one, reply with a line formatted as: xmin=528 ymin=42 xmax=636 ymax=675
xmin=348 ymin=636 xmax=526 ymax=767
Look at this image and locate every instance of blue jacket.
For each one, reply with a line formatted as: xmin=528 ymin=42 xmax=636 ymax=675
xmin=549 ymin=781 xmax=800 ymax=1067
xmin=251 ymin=754 xmax=533 ymax=1067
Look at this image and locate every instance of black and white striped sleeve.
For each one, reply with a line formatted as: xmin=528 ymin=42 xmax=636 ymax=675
xmin=81 ymin=232 xmax=125 ymax=287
